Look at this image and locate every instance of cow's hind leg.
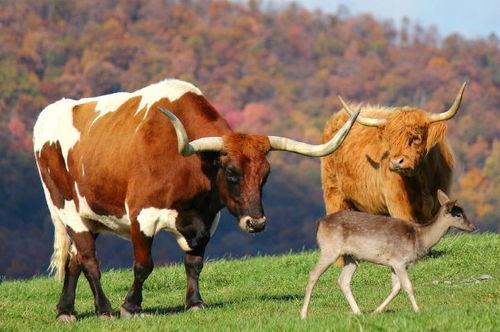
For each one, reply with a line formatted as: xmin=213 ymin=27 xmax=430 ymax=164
xmin=69 ymin=230 xmax=114 ymax=317
xmin=121 ymin=224 xmax=154 ymax=317
xmin=56 ymin=246 xmax=81 ymax=322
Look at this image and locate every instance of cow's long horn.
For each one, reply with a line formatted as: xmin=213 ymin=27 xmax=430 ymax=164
xmin=158 ymin=107 xmax=223 ymax=156
xmin=339 ymin=96 xmax=386 ymax=127
xmin=429 ymin=82 xmax=466 ymax=123
xmin=268 ymin=105 xmax=360 ymax=157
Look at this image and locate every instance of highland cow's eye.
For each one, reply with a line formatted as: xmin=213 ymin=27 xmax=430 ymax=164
xmin=409 ymin=135 xmax=422 ymax=146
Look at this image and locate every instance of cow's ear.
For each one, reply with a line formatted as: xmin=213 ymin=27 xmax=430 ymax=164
xmin=426 ymin=122 xmax=447 ymax=151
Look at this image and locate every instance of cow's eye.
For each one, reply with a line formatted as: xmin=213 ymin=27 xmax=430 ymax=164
xmin=409 ymin=136 xmax=421 ymax=146
xmin=225 ymin=169 xmax=240 ymax=184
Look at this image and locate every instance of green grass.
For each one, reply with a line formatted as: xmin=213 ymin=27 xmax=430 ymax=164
xmin=0 ymin=234 xmax=498 ymax=331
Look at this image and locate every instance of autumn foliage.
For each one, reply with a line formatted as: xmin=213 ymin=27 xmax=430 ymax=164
xmin=0 ymin=0 xmax=498 ymax=279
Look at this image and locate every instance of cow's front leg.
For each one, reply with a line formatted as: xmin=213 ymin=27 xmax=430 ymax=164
xmin=387 ymin=200 xmax=415 ymax=222
xmin=184 ymin=246 xmax=206 ymax=310
xmin=384 ymin=179 xmax=416 ymax=222
xmin=121 ymin=223 xmax=154 ymax=317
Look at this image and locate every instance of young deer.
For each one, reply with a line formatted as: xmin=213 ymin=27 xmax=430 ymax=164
xmin=300 ymin=190 xmax=475 ymax=318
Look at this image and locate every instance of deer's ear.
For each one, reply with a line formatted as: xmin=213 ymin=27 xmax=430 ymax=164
xmin=437 ymin=189 xmax=450 ymax=206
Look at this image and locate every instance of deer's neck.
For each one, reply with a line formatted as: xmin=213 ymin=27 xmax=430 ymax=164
xmin=417 ymin=215 xmax=450 ymax=254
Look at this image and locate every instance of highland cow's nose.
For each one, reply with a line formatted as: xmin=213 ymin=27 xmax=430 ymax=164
xmin=390 ymin=157 xmax=405 ymax=171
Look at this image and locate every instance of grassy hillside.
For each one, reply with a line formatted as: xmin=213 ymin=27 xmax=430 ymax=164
xmin=0 ymin=234 xmax=498 ymax=331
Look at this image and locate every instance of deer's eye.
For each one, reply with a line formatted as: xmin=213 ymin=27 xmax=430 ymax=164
xmin=450 ymin=205 xmax=463 ymax=217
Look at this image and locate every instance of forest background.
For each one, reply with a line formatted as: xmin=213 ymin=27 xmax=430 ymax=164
xmin=0 ymin=0 xmax=498 ymax=279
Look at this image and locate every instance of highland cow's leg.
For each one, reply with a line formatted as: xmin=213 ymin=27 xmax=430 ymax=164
xmin=300 ymin=250 xmax=339 ymax=319
xmin=385 ymin=186 xmax=415 ymax=222
xmin=322 ymin=185 xmax=350 ymax=215
xmin=56 ymin=249 xmax=81 ymax=322
xmin=374 ymin=269 xmax=401 ymax=313
xmin=121 ymin=222 xmax=154 ymax=317
xmin=338 ymin=256 xmax=361 ymax=314
xmin=184 ymin=245 xmax=207 ymax=310
xmin=394 ymin=266 xmax=419 ymax=312
xmin=70 ymin=230 xmax=114 ymax=317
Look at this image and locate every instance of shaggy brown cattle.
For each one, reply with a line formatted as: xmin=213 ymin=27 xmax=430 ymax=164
xmin=321 ymin=83 xmax=466 ymax=223
xmin=33 ymin=79 xmax=359 ymax=321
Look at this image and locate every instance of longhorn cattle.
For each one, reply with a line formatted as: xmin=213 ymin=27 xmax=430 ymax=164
xmin=34 ymin=79 xmax=359 ymax=321
xmin=321 ymin=83 xmax=466 ymax=223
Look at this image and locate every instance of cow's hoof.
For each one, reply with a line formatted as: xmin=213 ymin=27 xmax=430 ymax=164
xmin=187 ymin=303 xmax=206 ymax=311
xmin=99 ymin=312 xmax=116 ymax=320
xmin=120 ymin=306 xmax=145 ymax=318
xmin=56 ymin=313 xmax=77 ymax=323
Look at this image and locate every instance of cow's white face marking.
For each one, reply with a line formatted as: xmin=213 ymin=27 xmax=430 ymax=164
xmin=136 ymin=207 xmax=192 ymax=251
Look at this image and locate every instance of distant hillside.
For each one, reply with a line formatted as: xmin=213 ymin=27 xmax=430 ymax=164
xmin=0 ymin=234 xmax=498 ymax=330
xmin=0 ymin=0 xmax=498 ymax=279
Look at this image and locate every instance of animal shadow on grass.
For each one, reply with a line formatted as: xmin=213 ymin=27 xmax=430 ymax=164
xmin=143 ymin=294 xmax=302 ymax=316
xmin=143 ymin=302 xmax=229 ymax=316
xmin=74 ymin=295 xmax=301 ymax=320
xmin=427 ymin=249 xmax=447 ymax=259
xmin=257 ymin=294 xmax=302 ymax=302
xmin=75 ymin=302 xmax=226 ymax=320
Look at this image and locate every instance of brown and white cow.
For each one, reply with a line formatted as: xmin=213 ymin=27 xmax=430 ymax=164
xmin=33 ymin=79 xmax=359 ymax=321
xmin=321 ymin=83 xmax=466 ymax=223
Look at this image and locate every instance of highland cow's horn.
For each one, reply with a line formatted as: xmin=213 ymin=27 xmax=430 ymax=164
xmin=339 ymin=96 xmax=387 ymax=127
xmin=158 ymin=107 xmax=223 ymax=156
xmin=268 ymin=101 xmax=360 ymax=157
xmin=429 ymin=82 xmax=467 ymax=123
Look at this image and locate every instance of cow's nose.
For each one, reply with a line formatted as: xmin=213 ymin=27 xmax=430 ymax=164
xmin=390 ymin=157 xmax=405 ymax=170
xmin=245 ymin=216 xmax=267 ymax=233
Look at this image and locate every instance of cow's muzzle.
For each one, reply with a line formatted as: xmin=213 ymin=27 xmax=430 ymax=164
xmin=389 ymin=157 xmax=415 ymax=175
xmin=239 ymin=216 xmax=267 ymax=233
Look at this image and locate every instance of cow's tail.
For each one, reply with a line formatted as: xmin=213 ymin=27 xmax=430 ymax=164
xmin=48 ymin=215 xmax=70 ymax=282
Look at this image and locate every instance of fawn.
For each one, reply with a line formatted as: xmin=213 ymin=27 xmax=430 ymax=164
xmin=300 ymin=189 xmax=475 ymax=318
